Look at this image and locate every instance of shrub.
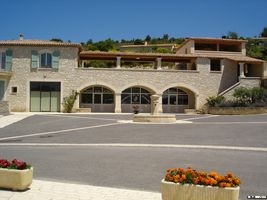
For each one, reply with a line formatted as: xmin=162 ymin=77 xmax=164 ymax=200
xmin=62 ymin=90 xmax=79 ymax=113
xmin=233 ymin=87 xmax=266 ymax=106
xmin=251 ymin=87 xmax=265 ymax=103
xmin=206 ymin=96 xmax=225 ymax=107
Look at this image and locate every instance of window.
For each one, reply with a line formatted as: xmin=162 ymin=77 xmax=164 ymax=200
xmin=121 ymin=87 xmax=151 ymax=104
xmin=31 ymin=50 xmax=60 ymax=69
xmin=40 ymin=53 xmax=52 ymax=68
xmin=11 ymin=87 xmax=17 ymax=94
xmin=80 ymin=86 xmax=114 ymax=104
xmin=162 ymin=88 xmax=188 ymax=105
xmin=210 ymin=59 xmax=221 ymax=71
xmin=0 ymin=52 xmax=6 ymax=69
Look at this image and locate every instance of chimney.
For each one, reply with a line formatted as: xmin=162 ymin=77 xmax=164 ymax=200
xmin=19 ymin=34 xmax=24 ymax=40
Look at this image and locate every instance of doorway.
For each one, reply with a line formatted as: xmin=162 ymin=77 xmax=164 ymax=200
xmin=30 ymin=82 xmax=61 ymax=112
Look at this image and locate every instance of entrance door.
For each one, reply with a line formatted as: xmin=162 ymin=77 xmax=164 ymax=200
xmin=30 ymin=82 xmax=61 ymax=112
xmin=0 ymin=80 xmax=4 ymax=100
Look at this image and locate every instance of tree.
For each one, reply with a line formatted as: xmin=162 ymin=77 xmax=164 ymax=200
xmin=163 ymin=34 xmax=169 ymax=41
xmin=145 ymin=35 xmax=151 ymax=42
xmin=261 ymin=27 xmax=267 ymax=37
xmin=134 ymin=39 xmax=144 ymax=45
xmin=227 ymin=31 xmax=238 ymax=39
xmin=50 ymin=38 xmax=63 ymax=42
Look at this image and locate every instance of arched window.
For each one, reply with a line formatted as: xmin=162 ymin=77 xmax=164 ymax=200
xmin=162 ymin=88 xmax=188 ymax=105
xmin=121 ymin=87 xmax=151 ymax=104
xmin=80 ymin=86 xmax=114 ymax=104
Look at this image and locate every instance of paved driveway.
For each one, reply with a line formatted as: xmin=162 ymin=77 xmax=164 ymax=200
xmin=0 ymin=113 xmax=267 ymax=199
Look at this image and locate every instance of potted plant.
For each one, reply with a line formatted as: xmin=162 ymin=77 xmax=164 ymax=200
xmin=132 ymin=104 xmax=140 ymax=114
xmin=0 ymin=158 xmax=33 ymax=191
xmin=162 ymin=167 xmax=240 ymax=200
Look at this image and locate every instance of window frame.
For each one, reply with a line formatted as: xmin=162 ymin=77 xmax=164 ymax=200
xmin=0 ymin=52 xmax=6 ymax=70
xmin=40 ymin=52 xmax=52 ymax=68
xmin=80 ymin=86 xmax=114 ymax=104
xmin=121 ymin=87 xmax=151 ymax=104
xmin=162 ymin=88 xmax=189 ymax=105
xmin=210 ymin=59 xmax=221 ymax=72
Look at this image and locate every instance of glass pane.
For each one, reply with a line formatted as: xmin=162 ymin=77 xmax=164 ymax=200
xmin=41 ymin=54 xmax=46 ymax=67
xmin=47 ymin=53 xmax=52 ymax=68
xmin=178 ymin=89 xmax=187 ymax=95
xmin=132 ymin=93 xmax=140 ymax=104
xmin=41 ymin=92 xmax=51 ymax=111
xmin=30 ymin=91 xmax=41 ymax=111
xmin=121 ymin=94 xmax=131 ymax=104
xmin=178 ymin=95 xmax=188 ymax=105
xmin=141 ymin=88 xmax=149 ymax=93
xmin=103 ymin=94 xmax=114 ymax=104
xmin=83 ymin=87 xmax=93 ymax=93
xmin=94 ymin=87 xmax=102 ymax=93
xmin=132 ymin=87 xmax=140 ymax=93
xmin=81 ymin=94 xmax=92 ymax=103
xmin=162 ymin=95 xmax=168 ymax=105
xmin=141 ymin=94 xmax=150 ymax=104
xmin=51 ymin=91 xmax=60 ymax=112
xmin=41 ymin=83 xmax=51 ymax=92
xmin=30 ymin=82 xmax=41 ymax=91
xmin=168 ymin=88 xmax=177 ymax=94
xmin=1 ymin=52 xmax=6 ymax=69
xmin=122 ymin=88 xmax=131 ymax=93
xmin=169 ymin=95 xmax=177 ymax=105
xmin=50 ymin=82 xmax=61 ymax=91
xmin=103 ymin=88 xmax=112 ymax=93
xmin=94 ymin=94 xmax=101 ymax=104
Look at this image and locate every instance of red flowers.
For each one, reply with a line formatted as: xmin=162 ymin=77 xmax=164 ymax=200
xmin=0 ymin=159 xmax=31 ymax=170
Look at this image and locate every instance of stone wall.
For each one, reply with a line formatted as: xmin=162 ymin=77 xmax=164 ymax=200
xmin=0 ymin=101 xmax=9 ymax=114
xmin=4 ymin=45 xmax=257 ymax=113
xmin=208 ymin=107 xmax=267 ymax=115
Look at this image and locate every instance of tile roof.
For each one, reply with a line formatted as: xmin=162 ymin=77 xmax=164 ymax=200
xmin=192 ymin=52 xmax=264 ymax=63
xmin=0 ymin=39 xmax=81 ymax=48
xmin=80 ymin=51 xmax=264 ymax=64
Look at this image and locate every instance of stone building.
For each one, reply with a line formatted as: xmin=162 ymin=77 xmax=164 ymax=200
xmin=0 ymin=36 xmax=266 ymax=113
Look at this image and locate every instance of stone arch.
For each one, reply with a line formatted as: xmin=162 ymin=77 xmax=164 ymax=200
xmin=161 ymin=83 xmax=199 ymax=113
xmin=120 ymin=85 xmax=156 ymax=113
xmin=79 ymin=84 xmax=115 ymax=112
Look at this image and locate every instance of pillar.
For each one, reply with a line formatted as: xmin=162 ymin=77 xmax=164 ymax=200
xmin=116 ymin=57 xmax=121 ymax=69
xmin=156 ymin=58 xmax=162 ymax=70
xmin=114 ymin=93 xmax=121 ymax=113
xmin=239 ymin=63 xmax=245 ymax=78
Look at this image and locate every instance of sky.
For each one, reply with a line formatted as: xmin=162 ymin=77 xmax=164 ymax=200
xmin=1 ymin=0 xmax=267 ymax=43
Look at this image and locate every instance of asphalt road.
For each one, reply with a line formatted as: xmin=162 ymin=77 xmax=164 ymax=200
xmin=0 ymin=113 xmax=267 ymax=199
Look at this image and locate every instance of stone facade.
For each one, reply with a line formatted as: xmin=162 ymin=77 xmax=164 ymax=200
xmin=0 ymin=101 xmax=9 ymax=114
xmin=1 ymin=38 xmax=265 ymax=113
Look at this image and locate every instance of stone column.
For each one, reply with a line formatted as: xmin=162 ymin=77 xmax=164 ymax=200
xmin=116 ymin=57 xmax=121 ymax=69
xmin=151 ymin=95 xmax=160 ymax=115
xmin=239 ymin=63 xmax=245 ymax=78
xmin=114 ymin=93 xmax=121 ymax=113
xmin=156 ymin=58 xmax=162 ymax=70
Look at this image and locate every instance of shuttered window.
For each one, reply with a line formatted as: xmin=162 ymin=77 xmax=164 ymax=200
xmin=31 ymin=50 xmax=60 ymax=69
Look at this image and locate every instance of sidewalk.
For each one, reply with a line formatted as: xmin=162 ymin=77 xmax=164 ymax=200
xmin=0 ymin=179 xmax=161 ymax=200
xmin=0 ymin=113 xmax=34 ymax=128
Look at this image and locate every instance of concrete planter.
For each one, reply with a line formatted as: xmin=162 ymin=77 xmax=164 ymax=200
xmin=208 ymin=107 xmax=267 ymax=115
xmin=161 ymin=179 xmax=240 ymax=200
xmin=0 ymin=167 xmax=33 ymax=190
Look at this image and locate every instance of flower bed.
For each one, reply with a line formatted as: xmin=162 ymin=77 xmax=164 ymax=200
xmin=0 ymin=158 xmax=33 ymax=191
xmin=162 ymin=167 xmax=240 ymax=200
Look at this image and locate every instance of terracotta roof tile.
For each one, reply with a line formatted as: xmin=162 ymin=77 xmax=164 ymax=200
xmin=0 ymin=39 xmax=81 ymax=48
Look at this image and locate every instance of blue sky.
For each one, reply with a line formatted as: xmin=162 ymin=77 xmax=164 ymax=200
xmin=1 ymin=0 xmax=267 ymax=43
